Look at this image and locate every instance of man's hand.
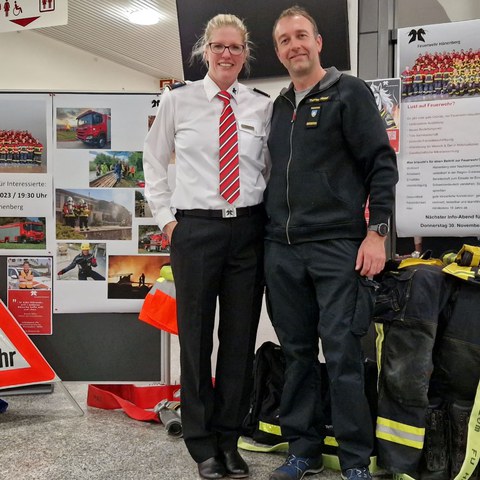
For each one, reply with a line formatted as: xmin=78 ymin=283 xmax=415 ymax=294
xmin=163 ymin=221 xmax=178 ymax=243
xmin=355 ymin=231 xmax=387 ymax=277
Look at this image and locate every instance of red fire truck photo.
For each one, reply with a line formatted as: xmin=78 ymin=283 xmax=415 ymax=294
xmin=0 ymin=220 xmax=45 ymax=244
xmin=76 ymin=110 xmax=111 ymax=148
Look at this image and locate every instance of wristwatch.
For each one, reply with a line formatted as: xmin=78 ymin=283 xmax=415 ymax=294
xmin=368 ymin=223 xmax=389 ymax=237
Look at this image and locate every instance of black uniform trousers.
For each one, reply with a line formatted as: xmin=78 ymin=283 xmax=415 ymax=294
xmin=170 ymin=209 xmax=265 ymax=463
xmin=265 ymin=238 xmax=374 ymax=469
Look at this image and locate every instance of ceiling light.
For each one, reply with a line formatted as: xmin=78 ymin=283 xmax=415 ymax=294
xmin=128 ymin=9 xmax=161 ymax=25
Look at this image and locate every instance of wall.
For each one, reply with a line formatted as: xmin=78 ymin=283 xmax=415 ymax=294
xmin=398 ymin=0 xmax=480 ymax=28
xmin=0 ymin=30 xmax=159 ymax=92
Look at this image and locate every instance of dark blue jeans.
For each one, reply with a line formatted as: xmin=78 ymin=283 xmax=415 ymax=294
xmin=265 ymin=238 xmax=375 ymax=469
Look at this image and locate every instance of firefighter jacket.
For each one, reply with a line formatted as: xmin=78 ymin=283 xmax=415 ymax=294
xmin=373 ymin=264 xmax=455 ymax=474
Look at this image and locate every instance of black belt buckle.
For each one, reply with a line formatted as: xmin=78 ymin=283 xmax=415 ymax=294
xmin=222 ymin=207 xmax=237 ymax=218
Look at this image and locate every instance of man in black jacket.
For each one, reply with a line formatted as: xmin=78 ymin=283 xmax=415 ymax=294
xmin=264 ymin=7 xmax=398 ymax=480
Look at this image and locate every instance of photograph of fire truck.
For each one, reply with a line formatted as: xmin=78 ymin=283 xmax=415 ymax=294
xmin=138 ymin=225 xmax=170 ymax=254
xmin=0 ymin=217 xmax=46 ymax=249
xmin=56 ymin=107 xmax=111 ymax=149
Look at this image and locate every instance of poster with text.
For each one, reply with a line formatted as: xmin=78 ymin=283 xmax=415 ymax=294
xmin=0 ymin=94 xmax=53 ymax=254
xmin=396 ymin=19 xmax=480 ymax=237
xmin=7 ymin=256 xmax=53 ymax=335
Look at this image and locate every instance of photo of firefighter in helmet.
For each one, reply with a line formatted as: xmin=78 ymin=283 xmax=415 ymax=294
xmin=57 ymin=242 xmax=106 ymax=281
xmin=62 ymin=196 xmax=77 ymax=228
xmin=76 ymin=198 xmax=90 ymax=231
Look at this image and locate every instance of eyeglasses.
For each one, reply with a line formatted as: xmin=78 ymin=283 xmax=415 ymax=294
xmin=208 ymin=43 xmax=245 ymax=56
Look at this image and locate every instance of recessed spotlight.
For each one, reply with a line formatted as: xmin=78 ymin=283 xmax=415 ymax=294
xmin=128 ymin=9 xmax=161 ymax=25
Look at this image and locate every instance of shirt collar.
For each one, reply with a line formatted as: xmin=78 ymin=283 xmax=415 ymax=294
xmin=203 ymin=74 xmax=240 ymax=103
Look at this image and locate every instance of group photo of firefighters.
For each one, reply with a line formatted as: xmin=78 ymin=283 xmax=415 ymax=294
xmin=0 ymin=129 xmax=44 ymax=166
xmin=56 ymin=188 xmax=132 ymax=241
xmin=401 ymin=48 xmax=480 ymax=100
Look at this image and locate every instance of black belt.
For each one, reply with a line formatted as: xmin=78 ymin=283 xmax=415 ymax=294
xmin=176 ymin=204 xmax=264 ymax=219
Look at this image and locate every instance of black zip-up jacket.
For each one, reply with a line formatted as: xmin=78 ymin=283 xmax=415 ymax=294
xmin=265 ymin=67 xmax=398 ymax=244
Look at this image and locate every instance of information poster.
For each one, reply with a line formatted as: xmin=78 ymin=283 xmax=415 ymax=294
xmin=396 ymin=19 xmax=480 ymax=237
xmin=7 ymin=256 xmax=53 ymax=335
xmin=0 ymin=92 xmax=174 ymax=316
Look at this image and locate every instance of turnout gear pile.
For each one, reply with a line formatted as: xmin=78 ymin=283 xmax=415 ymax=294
xmin=373 ymin=248 xmax=480 ymax=479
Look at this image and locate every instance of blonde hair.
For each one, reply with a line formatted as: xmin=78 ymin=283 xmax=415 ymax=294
xmin=190 ymin=13 xmax=253 ymax=75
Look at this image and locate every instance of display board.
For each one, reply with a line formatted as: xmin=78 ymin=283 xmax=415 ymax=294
xmin=0 ymin=92 xmax=167 ymax=381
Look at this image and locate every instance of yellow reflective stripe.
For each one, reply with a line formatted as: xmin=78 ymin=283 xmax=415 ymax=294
xmin=398 ymin=258 xmax=443 ymax=269
xmin=376 ymin=417 xmax=424 ymax=449
xmin=258 ymin=421 xmax=282 ymax=436
xmin=375 ymin=323 xmax=384 ymax=384
xmin=325 ymin=436 xmax=338 ymax=447
xmin=442 ymin=263 xmax=476 ymax=281
xmin=393 ymin=474 xmax=417 ymax=480
xmin=453 ymin=380 xmax=480 ymax=480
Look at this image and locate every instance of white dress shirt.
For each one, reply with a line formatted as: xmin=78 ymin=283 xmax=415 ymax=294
xmin=143 ymin=74 xmax=273 ymax=230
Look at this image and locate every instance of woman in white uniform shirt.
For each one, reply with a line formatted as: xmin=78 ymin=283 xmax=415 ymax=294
xmin=143 ymin=13 xmax=272 ymax=480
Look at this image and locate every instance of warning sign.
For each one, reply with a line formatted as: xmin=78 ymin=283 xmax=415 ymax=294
xmin=0 ymin=300 xmax=57 ymax=389
xmin=0 ymin=1 xmax=67 ymax=33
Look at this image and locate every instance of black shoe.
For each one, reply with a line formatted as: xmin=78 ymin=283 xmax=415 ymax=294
xmin=221 ymin=450 xmax=249 ymax=478
xmin=198 ymin=456 xmax=227 ymax=479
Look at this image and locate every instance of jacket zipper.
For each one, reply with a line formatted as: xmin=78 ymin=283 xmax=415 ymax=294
xmin=280 ymin=76 xmax=340 ymax=244
xmin=285 ymin=104 xmax=296 ymax=244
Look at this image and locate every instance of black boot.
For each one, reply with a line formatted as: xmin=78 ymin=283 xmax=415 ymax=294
xmin=421 ymin=398 xmax=450 ymax=480
xmin=449 ymin=400 xmax=478 ymax=479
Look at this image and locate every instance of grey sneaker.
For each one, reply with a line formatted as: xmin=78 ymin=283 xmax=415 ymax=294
xmin=269 ymin=454 xmax=324 ymax=480
xmin=341 ymin=467 xmax=372 ymax=480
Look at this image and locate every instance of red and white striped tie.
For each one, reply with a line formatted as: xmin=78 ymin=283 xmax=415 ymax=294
xmin=218 ymin=90 xmax=240 ymax=204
